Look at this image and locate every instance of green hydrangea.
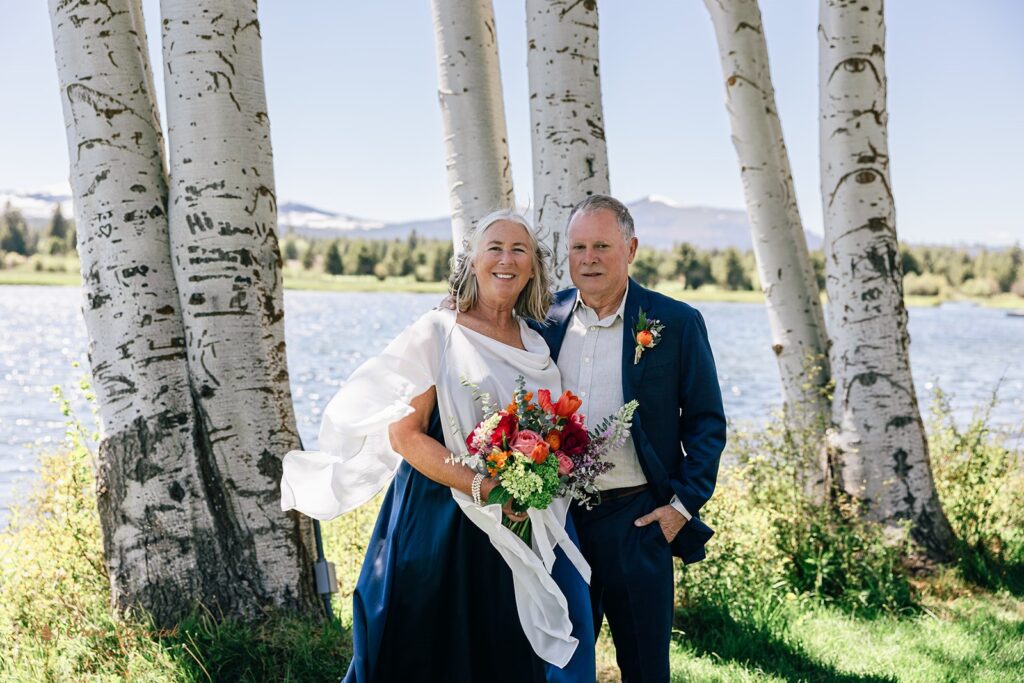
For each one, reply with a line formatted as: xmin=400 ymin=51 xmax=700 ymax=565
xmin=501 ymin=452 xmax=561 ymax=511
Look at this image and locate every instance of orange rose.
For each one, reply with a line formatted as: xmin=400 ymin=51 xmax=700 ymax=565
xmin=637 ymin=330 xmax=654 ymax=347
xmin=545 ymin=431 xmax=561 ymax=451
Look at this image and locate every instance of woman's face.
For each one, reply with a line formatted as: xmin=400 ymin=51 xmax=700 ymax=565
xmin=471 ymin=220 xmax=535 ymax=306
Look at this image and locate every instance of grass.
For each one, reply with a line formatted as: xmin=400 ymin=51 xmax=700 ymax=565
xmin=3 ymin=456 xmax=1022 ymax=681
xmin=665 ymin=589 xmax=1024 ymax=683
xmin=652 ymin=281 xmax=1024 ymax=309
xmin=0 ymin=269 xmax=81 ymax=286
xmin=280 ymin=268 xmax=447 ymax=293
xmin=6 ymin=458 xmax=1019 ymax=683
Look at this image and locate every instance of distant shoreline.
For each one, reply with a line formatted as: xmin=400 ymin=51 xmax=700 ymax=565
xmin=4 ymin=269 xmax=1024 ymax=309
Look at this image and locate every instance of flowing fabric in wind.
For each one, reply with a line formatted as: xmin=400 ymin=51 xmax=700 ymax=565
xmin=281 ymin=308 xmax=591 ymax=669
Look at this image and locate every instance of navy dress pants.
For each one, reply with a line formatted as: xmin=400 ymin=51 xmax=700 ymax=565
xmin=572 ymin=489 xmax=674 ymax=683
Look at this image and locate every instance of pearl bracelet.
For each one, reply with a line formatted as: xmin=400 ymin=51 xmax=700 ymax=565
xmin=471 ymin=472 xmax=485 ymax=506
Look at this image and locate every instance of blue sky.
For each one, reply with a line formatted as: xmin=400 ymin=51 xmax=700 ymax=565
xmin=2 ymin=0 xmax=1022 ymax=245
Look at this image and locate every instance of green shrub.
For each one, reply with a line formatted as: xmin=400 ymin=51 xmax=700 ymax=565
xmin=679 ymin=416 xmax=914 ymax=620
xmin=0 ymin=383 xmax=350 ymax=682
xmin=904 ymin=272 xmax=948 ymax=297
xmin=959 ymin=276 xmax=999 ymax=297
xmin=680 ymin=388 xmax=1024 ymax=631
xmin=929 ymin=387 xmax=1024 ymax=590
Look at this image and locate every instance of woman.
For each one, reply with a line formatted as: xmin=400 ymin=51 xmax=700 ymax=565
xmin=280 ymin=210 xmax=595 ymax=682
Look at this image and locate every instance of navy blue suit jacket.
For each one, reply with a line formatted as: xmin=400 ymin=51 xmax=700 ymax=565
xmin=531 ymin=279 xmax=727 ymax=564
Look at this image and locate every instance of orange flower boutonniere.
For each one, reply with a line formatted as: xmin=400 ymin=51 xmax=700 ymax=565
xmin=633 ymin=310 xmax=665 ymax=364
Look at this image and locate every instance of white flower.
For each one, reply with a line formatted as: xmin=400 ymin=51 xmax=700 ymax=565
xmin=468 ymin=412 xmax=502 ymax=454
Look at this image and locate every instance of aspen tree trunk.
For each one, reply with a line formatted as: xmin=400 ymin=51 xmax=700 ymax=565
xmin=704 ymin=0 xmax=831 ymax=444
xmin=161 ymin=0 xmax=320 ymax=615
xmin=50 ymin=0 xmax=226 ymax=624
xmin=819 ymin=0 xmax=952 ymax=557
xmin=431 ymin=0 xmax=515 ymax=254
xmin=527 ymin=0 xmax=610 ymax=287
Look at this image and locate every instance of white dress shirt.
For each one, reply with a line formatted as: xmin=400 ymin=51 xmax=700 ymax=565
xmin=556 ymin=284 xmax=691 ymax=520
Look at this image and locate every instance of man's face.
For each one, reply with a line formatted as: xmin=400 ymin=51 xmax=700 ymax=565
xmin=567 ymin=208 xmax=638 ymax=302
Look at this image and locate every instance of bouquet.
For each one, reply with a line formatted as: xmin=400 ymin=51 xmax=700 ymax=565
xmin=452 ymin=376 xmax=638 ymax=544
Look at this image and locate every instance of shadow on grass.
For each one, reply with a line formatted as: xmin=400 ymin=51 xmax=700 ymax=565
xmin=910 ymin=604 xmax=1024 ymax=681
xmin=956 ymin=545 xmax=1024 ymax=597
xmin=159 ymin=610 xmax=351 ymax=683
xmin=674 ymin=604 xmax=896 ymax=683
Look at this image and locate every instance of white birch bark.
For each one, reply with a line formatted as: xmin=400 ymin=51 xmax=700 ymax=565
xmin=431 ymin=0 xmax=515 ymax=255
xmin=819 ymin=0 xmax=952 ymax=556
xmin=161 ymin=0 xmax=319 ymax=614
xmin=704 ymin=0 xmax=831 ymax=441
xmin=50 ymin=0 xmax=222 ymax=623
xmin=527 ymin=0 xmax=610 ymax=287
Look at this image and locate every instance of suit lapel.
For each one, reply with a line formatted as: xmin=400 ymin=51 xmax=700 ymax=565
xmin=620 ymin=279 xmax=649 ymax=404
xmin=620 ymin=280 xmax=665 ymax=494
xmin=544 ymin=289 xmax=577 ymax=362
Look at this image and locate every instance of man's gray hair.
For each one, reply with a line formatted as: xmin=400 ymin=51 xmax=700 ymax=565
xmin=567 ymin=194 xmax=635 ymax=241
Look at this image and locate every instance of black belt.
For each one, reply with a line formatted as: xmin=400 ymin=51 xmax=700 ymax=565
xmin=596 ymin=484 xmax=649 ymax=503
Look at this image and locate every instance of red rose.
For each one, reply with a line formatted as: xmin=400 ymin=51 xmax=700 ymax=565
xmin=491 ymin=412 xmax=519 ymax=449
xmin=559 ymin=416 xmax=589 ymax=458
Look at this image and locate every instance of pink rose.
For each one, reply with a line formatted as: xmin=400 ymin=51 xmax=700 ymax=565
xmin=557 ymin=452 xmax=574 ymax=477
xmin=510 ymin=429 xmax=544 ymax=456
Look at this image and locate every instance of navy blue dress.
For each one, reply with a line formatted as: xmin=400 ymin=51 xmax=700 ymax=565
xmin=342 ymin=412 xmax=596 ymax=683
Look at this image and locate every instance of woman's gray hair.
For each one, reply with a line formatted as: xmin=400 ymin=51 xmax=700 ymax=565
xmin=448 ymin=209 xmax=553 ymax=321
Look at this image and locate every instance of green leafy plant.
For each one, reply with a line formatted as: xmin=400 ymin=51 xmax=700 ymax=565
xmin=929 ymin=386 xmax=1024 ymax=591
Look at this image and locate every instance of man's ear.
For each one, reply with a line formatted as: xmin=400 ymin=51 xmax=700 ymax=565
xmin=627 ymin=237 xmax=639 ymax=264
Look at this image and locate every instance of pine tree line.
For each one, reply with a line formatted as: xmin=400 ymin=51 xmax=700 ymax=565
xmin=276 ymin=231 xmax=1024 ymax=297
xmin=3 ymin=203 xmax=1020 ymax=297
xmin=0 ymin=203 xmax=75 ymax=258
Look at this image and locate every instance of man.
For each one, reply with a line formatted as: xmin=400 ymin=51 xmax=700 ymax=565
xmin=537 ymin=195 xmax=726 ymax=682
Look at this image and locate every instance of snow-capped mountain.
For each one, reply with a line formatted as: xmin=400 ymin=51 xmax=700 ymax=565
xmin=2 ymin=189 xmax=823 ymax=251
xmin=278 ymin=202 xmax=385 ymax=234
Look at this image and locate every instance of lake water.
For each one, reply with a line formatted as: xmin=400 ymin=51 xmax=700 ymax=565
xmin=2 ymin=286 xmax=1022 ymax=523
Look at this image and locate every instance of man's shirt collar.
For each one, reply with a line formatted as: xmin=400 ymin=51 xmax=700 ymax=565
xmin=573 ymin=280 xmax=629 ymax=327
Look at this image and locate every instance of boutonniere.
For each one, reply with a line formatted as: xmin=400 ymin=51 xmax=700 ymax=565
xmin=633 ymin=310 xmax=665 ymax=364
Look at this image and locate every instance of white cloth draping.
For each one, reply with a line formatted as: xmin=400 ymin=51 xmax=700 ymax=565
xmin=280 ymin=308 xmax=591 ymax=667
